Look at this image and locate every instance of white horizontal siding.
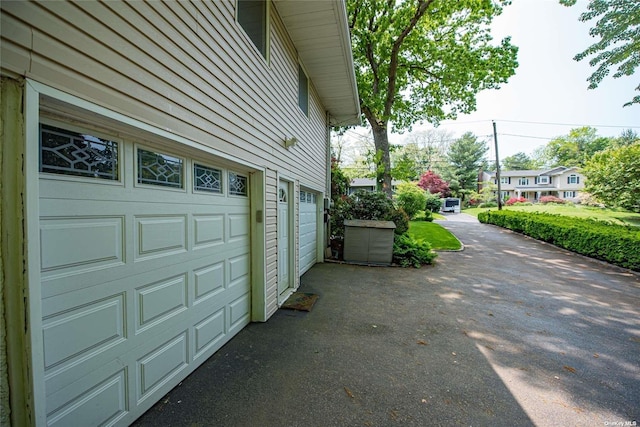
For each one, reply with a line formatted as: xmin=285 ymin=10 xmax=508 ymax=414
xmin=1 ymin=0 xmax=332 ymax=318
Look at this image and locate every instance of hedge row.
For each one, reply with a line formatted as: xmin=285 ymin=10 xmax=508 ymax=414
xmin=477 ymin=210 xmax=640 ymax=271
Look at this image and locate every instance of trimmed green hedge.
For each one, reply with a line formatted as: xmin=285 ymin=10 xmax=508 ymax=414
xmin=477 ymin=210 xmax=640 ymax=271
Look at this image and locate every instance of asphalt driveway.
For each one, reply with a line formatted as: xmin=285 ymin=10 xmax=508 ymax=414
xmin=134 ymin=214 xmax=640 ymax=427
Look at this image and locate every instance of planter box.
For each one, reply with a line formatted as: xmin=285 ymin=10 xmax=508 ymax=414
xmin=343 ymin=219 xmax=396 ymax=265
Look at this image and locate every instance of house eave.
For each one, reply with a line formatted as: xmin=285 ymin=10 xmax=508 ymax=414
xmin=273 ymin=0 xmax=361 ymax=126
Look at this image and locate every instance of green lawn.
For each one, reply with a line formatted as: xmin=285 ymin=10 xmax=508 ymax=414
xmin=464 ymin=204 xmax=640 ymax=226
xmin=408 ymin=221 xmax=462 ymax=250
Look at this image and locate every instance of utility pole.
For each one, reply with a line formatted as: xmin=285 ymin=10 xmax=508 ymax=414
xmin=492 ymin=120 xmax=502 ymax=210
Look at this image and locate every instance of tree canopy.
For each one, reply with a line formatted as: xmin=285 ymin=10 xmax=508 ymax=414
xmin=347 ymin=0 xmax=518 ymax=195
xmin=583 ymin=143 xmax=640 ymax=212
xmin=560 ymin=0 xmax=640 ymax=106
xmin=501 ymin=152 xmax=536 ymax=170
xmin=443 ymin=132 xmax=488 ymax=199
xmin=542 ymin=127 xmax=612 ymax=167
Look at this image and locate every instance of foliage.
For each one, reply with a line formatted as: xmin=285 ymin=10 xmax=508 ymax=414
xmin=329 ymin=197 xmax=354 ymax=239
xmin=444 ymin=132 xmax=488 ymax=198
xmin=423 ymin=211 xmax=434 ymax=222
xmin=465 ymin=203 xmax=640 ymax=227
xmin=582 ymin=143 xmax=640 ymax=212
xmin=502 ymin=152 xmax=535 ymax=170
xmin=614 ymin=129 xmax=639 ymax=147
xmin=392 ymin=234 xmax=438 ymax=268
xmin=394 ymin=182 xmax=427 ymax=219
xmin=347 ymin=0 xmax=518 ymax=195
xmin=478 ymin=210 xmax=640 ymax=270
xmin=388 ymin=207 xmax=410 ymax=235
xmin=391 ymin=151 xmax=421 ymax=181
xmin=539 ymin=195 xmax=566 ymax=204
xmin=560 ymin=0 xmax=640 ymax=107
xmin=469 ymin=181 xmax=498 ymax=205
xmin=424 ymin=192 xmax=443 ymax=213
xmin=505 ymin=196 xmax=527 ymax=206
xmin=330 ymin=157 xmax=350 ymax=201
xmin=418 ymin=170 xmax=450 ymax=195
xmin=478 ymin=201 xmax=498 ymax=208
xmin=542 ymin=127 xmax=612 ymax=167
xmin=330 ymin=190 xmax=409 ymax=238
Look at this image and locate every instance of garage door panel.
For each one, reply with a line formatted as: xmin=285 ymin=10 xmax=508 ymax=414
xmin=42 ymin=293 xmax=126 ymax=372
xmin=40 ymin=216 xmax=125 ymax=276
xmin=135 ymin=274 xmax=188 ymax=334
xmin=193 ymin=307 xmax=226 ymax=359
xmin=193 ymin=262 xmax=225 ymax=303
xmin=46 ymin=367 xmax=128 ymax=427
xmin=229 ymin=292 xmax=251 ymax=332
xmin=136 ymin=330 xmax=189 ymax=403
xmin=193 ymin=214 xmax=225 ymax=249
xmin=135 ymin=215 xmax=187 ymax=259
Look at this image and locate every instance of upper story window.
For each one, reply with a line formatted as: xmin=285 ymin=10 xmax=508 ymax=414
xmin=517 ymin=177 xmax=529 ymax=186
xmin=298 ymin=65 xmax=309 ymax=116
xmin=567 ymin=174 xmax=580 ymax=184
xmin=535 ymin=176 xmax=549 ymax=185
xmin=500 ymin=177 xmax=510 ymax=184
xmin=237 ymin=0 xmax=268 ymax=59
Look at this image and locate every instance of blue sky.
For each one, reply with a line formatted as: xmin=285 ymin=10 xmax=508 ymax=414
xmin=390 ymin=0 xmax=640 ymax=160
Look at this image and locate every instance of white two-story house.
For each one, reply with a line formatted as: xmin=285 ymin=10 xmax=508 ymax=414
xmin=482 ymin=166 xmax=586 ymax=202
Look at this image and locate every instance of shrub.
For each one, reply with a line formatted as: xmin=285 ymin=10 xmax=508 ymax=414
xmin=350 ymin=190 xmax=395 ymax=220
xmin=539 ymin=195 xmax=566 ymax=204
xmin=388 ymin=207 xmax=410 ymax=235
xmin=424 ymin=192 xmax=443 ymax=213
xmin=477 ymin=210 xmax=640 ymax=271
xmin=392 ymin=234 xmax=438 ymax=268
xmin=330 ymin=190 xmax=408 ymax=237
xmin=423 ymin=211 xmax=434 ymax=222
xmin=394 ymin=182 xmax=427 ymax=219
xmin=505 ymin=197 xmax=527 ymax=206
xmin=478 ymin=201 xmax=498 ymax=208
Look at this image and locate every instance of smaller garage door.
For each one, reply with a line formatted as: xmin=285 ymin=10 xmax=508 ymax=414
xmin=299 ymin=190 xmax=318 ymax=275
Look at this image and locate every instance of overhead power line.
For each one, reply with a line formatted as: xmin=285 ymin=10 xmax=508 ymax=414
xmin=496 ymin=119 xmax=640 ymax=129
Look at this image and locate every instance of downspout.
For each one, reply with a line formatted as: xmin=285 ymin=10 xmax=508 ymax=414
xmin=325 ymin=112 xmax=332 ymax=255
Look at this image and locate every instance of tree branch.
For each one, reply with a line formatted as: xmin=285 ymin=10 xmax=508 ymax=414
xmin=384 ymin=0 xmax=436 ymax=117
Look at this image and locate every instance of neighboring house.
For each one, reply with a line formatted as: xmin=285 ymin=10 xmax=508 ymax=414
xmin=348 ymin=178 xmax=400 ymax=194
xmin=0 ymin=1 xmax=359 ymax=426
xmin=481 ymin=167 xmax=586 ymax=202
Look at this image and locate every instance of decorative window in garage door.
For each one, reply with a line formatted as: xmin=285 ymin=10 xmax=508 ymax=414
xmin=40 ymin=124 xmax=119 ymax=180
xmin=194 ymin=163 xmax=222 ymax=193
xmin=137 ymin=148 xmax=183 ymax=188
xmin=229 ymin=172 xmax=248 ymax=196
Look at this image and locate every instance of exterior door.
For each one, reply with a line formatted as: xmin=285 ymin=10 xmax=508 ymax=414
xmin=278 ymin=181 xmax=292 ymax=296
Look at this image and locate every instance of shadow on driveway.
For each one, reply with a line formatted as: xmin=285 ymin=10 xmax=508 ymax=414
xmin=134 ymin=220 xmax=639 ymax=427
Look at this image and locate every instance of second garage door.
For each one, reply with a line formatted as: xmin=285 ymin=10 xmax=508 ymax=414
xmin=38 ymin=122 xmax=252 ymax=426
xmin=299 ymin=190 xmax=318 ymax=275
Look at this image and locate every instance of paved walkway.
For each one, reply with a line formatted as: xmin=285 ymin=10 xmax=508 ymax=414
xmin=133 ymin=220 xmax=640 ymax=427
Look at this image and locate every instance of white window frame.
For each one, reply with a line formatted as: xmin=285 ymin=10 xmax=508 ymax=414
xmin=567 ymin=174 xmax=580 ymax=184
xmin=563 ymin=191 xmax=576 ymax=198
xmin=536 ymin=176 xmax=549 ymax=185
xmin=518 ymin=177 xmax=529 ymax=186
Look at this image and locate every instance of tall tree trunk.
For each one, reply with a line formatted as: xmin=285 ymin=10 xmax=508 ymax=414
xmin=370 ymin=120 xmax=393 ymax=198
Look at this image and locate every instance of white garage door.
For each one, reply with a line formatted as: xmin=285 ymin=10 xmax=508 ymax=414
xmin=299 ymin=190 xmax=318 ymax=275
xmin=38 ymin=122 xmax=251 ymax=426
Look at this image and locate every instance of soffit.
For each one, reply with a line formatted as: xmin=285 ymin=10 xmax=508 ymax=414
xmin=273 ymin=0 xmax=361 ymax=126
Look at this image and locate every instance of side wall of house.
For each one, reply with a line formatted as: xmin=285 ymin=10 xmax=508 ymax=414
xmin=1 ymin=0 xmax=329 ymax=321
